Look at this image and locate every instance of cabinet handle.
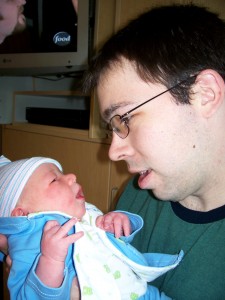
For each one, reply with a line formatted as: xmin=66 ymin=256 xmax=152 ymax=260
xmin=110 ymin=187 xmax=118 ymax=210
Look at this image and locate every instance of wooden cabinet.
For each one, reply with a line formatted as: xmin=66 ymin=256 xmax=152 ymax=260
xmin=114 ymin=0 xmax=225 ymax=31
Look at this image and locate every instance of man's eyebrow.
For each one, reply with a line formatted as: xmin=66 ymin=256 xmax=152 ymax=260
xmin=103 ymin=104 xmax=121 ymax=121
xmin=102 ymin=101 xmax=134 ymax=121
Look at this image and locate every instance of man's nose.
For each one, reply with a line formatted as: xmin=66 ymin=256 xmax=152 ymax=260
xmin=108 ymin=133 xmax=130 ymax=162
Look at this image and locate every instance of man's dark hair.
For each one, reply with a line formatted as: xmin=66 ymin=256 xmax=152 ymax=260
xmin=83 ymin=4 xmax=225 ymax=104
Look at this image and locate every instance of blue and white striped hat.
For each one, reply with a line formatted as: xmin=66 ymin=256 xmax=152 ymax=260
xmin=0 ymin=155 xmax=62 ymax=217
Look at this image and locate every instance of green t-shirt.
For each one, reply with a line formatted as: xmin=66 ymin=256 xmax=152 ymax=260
xmin=116 ymin=176 xmax=225 ymax=300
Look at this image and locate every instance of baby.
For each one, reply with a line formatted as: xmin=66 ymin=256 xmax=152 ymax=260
xmin=0 ymin=155 xmax=183 ymax=300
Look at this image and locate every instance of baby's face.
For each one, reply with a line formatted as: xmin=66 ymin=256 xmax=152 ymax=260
xmin=17 ymin=163 xmax=86 ymax=218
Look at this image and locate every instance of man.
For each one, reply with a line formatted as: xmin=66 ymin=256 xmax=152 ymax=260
xmin=0 ymin=0 xmax=26 ymax=44
xmin=83 ymin=4 xmax=225 ymax=299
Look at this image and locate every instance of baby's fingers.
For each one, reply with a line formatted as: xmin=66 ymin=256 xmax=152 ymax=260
xmin=116 ymin=217 xmax=131 ymax=237
xmin=57 ymin=218 xmax=78 ymax=238
xmin=43 ymin=220 xmax=61 ymax=233
xmin=95 ymin=215 xmax=104 ymax=229
xmin=66 ymin=231 xmax=84 ymax=245
xmin=43 ymin=218 xmax=78 ymax=239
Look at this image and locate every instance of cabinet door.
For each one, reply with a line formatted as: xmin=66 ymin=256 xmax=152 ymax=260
xmin=115 ymin=0 xmax=225 ymax=31
xmin=109 ymin=160 xmax=132 ymax=210
xmin=188 ymin=0 xmax=225 ymax=19
xmin=115 ymin=0 xmax=178 ymax=31
xmin=89 ymin=0 xmax=117 ymax=139
xmin=2 ymin=128 xmax=111 ymax=212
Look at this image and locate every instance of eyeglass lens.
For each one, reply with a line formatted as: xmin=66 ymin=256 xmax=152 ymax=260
xmin=110 ymin=115 xmax=129 ymax=139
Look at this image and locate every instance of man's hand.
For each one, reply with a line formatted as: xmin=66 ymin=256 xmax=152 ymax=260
xmin=0 ymin=234 xmax=8 ymax=255
xmin=96 ymin=212 xmax=131 ymax=238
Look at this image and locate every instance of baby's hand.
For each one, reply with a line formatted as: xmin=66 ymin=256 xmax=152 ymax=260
xmin=0 ymin=234 xmax=11 ymax=273
xmin=41 ymin=218 xmax=84 ymax=262
xmin=37 ymin=218 xmax=84 ymax=288
xmin=96 ymin=212 xmax=131 ymax=238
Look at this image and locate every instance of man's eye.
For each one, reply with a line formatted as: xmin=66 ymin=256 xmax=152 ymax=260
xmin=121 ymin=115 xmax=131 ymax=125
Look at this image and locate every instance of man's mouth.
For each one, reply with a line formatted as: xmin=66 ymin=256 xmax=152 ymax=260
xmin=138 ymin=170 xmax=151 ymax=189
xmin=139 ymin=170 xmax=150 ymax=177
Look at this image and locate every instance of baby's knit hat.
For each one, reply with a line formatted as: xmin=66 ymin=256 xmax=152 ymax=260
xmin=0 ymin=155 xmax=62 ymax=217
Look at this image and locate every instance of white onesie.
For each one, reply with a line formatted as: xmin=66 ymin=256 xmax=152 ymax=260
xmin=74 ymin=203 xmax=183 ymax=300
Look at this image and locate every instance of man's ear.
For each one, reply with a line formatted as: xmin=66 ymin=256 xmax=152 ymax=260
xmin=11 ymin=206 xmax=29 ymax=216
xmin=192 ymin=70 xmax=225 ymax=118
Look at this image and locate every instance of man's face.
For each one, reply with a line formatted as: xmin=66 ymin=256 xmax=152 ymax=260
xmin=97 ymin=58 xmax=209 ymax=202
xmin=0 ymin=0 xmax=26 ymax=42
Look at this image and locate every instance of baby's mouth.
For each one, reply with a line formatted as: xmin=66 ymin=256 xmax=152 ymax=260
xmin=76 ymin=187 xmax=85 ymax=200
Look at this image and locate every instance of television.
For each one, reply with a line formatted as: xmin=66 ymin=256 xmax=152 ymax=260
xmin=0 ymin=0 xmax=95 ymax=76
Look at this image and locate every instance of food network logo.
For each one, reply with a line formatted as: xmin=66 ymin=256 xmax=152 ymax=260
xmin=53 ymin=32 xmax=71 ymax=46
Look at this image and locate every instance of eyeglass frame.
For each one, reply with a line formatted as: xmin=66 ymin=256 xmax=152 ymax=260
xmin=109 ymin=76 xmax=197 ymax=139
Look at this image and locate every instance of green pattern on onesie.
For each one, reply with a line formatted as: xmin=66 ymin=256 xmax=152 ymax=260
xmin=75 ymin=254 xmax=80 ymax=263
xmin=113 ymin=270 xmax=121 ymax=279
xmin=130 ymin=293 xmax=139 ymax=300
xmin=103 ymin=264 xmax=111 ymax=273
xmin=83 ymin=286 xmax=93 ymax=295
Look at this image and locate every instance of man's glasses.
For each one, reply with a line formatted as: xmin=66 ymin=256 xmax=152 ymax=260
xmin=109 ymin=77 xmax=196 ymax=139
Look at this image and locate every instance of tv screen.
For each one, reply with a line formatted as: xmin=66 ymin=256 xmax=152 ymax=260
xmin=0 ymin=0 xmax=94 ymax=76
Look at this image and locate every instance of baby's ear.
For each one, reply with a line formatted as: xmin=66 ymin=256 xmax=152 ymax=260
xmin=11 ymin=207 xmax=29 ymax=216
